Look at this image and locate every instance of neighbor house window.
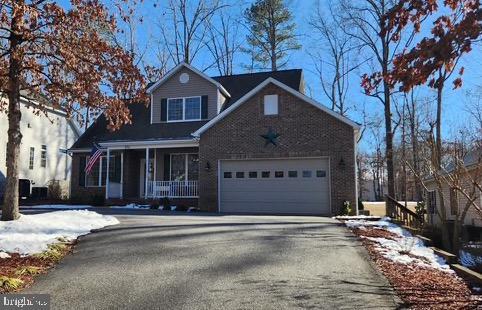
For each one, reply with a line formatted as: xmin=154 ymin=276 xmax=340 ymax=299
xmin=264 ymin=95 xmax=278 ymax=115
xmin=29 ymin=147 xmax=35 ymax=170
xmin=167 ymin=97 xmax=201 ymax=121
xmin=40 ymin=145 xmax=47 ymax=168
xmin=427 ymin=190 xmax=437 ymax=214
xmin=170 ymin=153 xmax=199 ymax=181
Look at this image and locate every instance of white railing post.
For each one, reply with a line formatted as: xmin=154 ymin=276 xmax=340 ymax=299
xmin=145 ymin=147 xmax=149 ymax=199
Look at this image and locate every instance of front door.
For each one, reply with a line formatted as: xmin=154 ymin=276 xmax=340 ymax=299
xmin=139 ymin=158 xmax=154 ymax=197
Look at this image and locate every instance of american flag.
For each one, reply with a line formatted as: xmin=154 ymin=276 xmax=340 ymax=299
xmin=85 ymin=143 xmax=103 ymax=175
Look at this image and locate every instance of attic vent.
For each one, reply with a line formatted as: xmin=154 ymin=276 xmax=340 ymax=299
xmin=264 ymin=95 xmax=278 ymax=115
xmin=179 ymin=73 xmax=190 ymax=84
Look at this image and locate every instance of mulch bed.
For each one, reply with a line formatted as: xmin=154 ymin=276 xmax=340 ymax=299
xmin=351 ymin=227 xmax=481 ymax=309
xmin=0 ymin=242 xmax=75 ymax=293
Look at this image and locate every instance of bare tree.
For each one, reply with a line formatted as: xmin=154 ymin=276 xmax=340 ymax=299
xmin=309 ymin=2 xmax=360 ymax=116
xmin=409 ymin=129 xmax=482 ymax=251
xmin=159 ymin=0 xmax=225 ymax=65
xmin=338 ymin=0 xmax=412 ymax=212
xmin=206 ymin=7 xmax=243 ymax=75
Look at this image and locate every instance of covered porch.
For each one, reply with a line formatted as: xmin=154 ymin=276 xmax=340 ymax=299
xmin=99 ymin=141 xmax=200 ymax=200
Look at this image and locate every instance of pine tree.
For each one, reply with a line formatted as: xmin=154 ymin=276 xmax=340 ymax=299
xmin=244 ymin=0 xmax=300 ymax=71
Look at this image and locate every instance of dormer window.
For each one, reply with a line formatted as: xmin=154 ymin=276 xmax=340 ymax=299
xmin=167 ymin=96 xmax=201 ymax=122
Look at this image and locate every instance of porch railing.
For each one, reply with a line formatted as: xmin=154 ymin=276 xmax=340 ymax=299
xmin=147 ymin=181 xmax=198 ymax=198
xmin=385 ymin=195 xmax=423 ymax=229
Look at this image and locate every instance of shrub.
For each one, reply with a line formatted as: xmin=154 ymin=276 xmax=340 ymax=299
xmin=15 ymin=266 xmax=42 ymax=276
xmin=150 ymin=203 xmax=160 ymax=210
xmin=176 ymin=204 xmax=188 ymax=212
xmin=340 ymin=200 xmax=351 ymax=216
xmin=415 ymin=201 xmax=426 ymax=218
xmin=47 ymin=180 xmax=63 ymax=200
xmin=0 ymin=276 xmax=24 ymax=290
xmin=161 ymin=197 xmax=170 ymax=208
xmin=90 ymin=195 xmax=105 ymax=207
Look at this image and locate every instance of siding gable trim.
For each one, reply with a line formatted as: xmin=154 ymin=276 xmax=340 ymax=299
xmin=146 ymin=62 xmax=231 ymax=98
xmin=192 ymin=77 xmax=361 ymax=137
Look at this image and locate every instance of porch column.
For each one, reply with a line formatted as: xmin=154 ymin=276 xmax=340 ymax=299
xmin=144 ymin=147 xmax=149 ymax=199
xmin=120 ymin=151 xmax=124 ymax=199
xmin=105 ymin=148 xmax=110 ymax=200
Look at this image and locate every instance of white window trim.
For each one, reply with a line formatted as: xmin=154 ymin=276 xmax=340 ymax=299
xmin=167 ymin=96 xmax=202 ymax=122
xmin=85 ymin=155 xmax=115 ymax=188
xmin=169 ymin=153 xmax=199 ymax=181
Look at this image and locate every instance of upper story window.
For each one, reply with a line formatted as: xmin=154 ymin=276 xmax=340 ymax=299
xmin=167 ymin=96 xmax=201 ymax=122
xmin=264 ymin=94 xmax=278 ymax=115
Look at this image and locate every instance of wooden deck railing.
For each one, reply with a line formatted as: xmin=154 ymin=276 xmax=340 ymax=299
xmin=385 ymin=195 xmax=423 ymax=229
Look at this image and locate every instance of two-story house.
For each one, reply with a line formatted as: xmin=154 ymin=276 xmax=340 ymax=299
xmin=0 ymin=94 xmax=80 ymax=199
xmin=69 ymin=63 xmax=360 ymax=215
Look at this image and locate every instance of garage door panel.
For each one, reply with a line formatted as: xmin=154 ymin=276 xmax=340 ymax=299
xmin=220 ymin=158 xmax=330 ymax=215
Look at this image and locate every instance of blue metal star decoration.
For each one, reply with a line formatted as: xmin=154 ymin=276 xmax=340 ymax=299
xmin=260 ymin=128 xmax=280 ymax=146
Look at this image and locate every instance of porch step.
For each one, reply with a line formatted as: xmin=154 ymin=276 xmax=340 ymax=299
xmin=451 ymin=264 xmax=482 ymax=285
xmin=431 ymin=247 xmax=457 ymax=264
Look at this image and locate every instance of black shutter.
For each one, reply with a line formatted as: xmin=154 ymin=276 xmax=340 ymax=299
xmin=160 ymin=98 xmax=167 ymax=122
xmin=163 ymin=154 xmax=170 ymax=181
xmin=78 ymin=156 xmax=86 ymax=187
xmin=201 ymin=95 xmax=208 ymax=119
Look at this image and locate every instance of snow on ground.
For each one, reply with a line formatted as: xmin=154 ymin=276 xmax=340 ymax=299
xmin=110 ymin=203 xmax=151 ymax=209
xmin=343 ymin=217 xmax=453 ymax=272
xmin=333 ymin=215 xmax=381 ymax=220
xmin=0 ymin=210 xmax=119 ymax=256
xmin=23 ymin=205 xmax=92 ymax=210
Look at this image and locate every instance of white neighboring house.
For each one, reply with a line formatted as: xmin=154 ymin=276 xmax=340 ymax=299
xmin=0 ymin=96 xmax=80 ymax=199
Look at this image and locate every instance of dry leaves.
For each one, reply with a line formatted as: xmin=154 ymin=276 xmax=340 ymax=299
xmin=352 ymin=227 xmax=481 ymax=309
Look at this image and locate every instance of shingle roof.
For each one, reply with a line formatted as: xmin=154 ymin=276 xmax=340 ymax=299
xmin=70 ymin=69 xmax=303 ymax=150
xmin=212 ymin=69 xmax=303 ymax=109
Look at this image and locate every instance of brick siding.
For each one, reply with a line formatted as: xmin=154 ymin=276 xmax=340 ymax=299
xmin=198 ymin=83 xmax=357 ymax=215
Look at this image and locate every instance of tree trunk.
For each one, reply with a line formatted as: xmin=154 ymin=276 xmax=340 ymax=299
xmin=2 ymin=17 xmax=22 ymax=221
xmin=436 ymin=81 xmax=443 ymax=169
xmin=384 ymin=80 xmax=396 ymax=215
xmin=409 ymin=97 xmax=422 ymax=201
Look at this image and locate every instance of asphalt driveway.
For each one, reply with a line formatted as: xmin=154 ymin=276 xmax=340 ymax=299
xmin=26 ymin=210 xmax=399 ymax=309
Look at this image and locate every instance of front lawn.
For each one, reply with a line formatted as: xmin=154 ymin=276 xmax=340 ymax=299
xmin=0 ymin=210 xmax=118 ymax=292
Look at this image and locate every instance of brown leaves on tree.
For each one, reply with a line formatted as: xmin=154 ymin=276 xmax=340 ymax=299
xmin=362 ymin=0 xmax=482 ymax=94
xmin=0 ymin=0 xmax=147 ymax=130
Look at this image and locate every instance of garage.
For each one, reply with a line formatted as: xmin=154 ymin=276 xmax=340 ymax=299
xmin=219 ymin=158 xmax=330 ymax=215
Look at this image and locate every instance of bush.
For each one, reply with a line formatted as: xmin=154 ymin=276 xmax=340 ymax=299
xmin=150 ymin=202 xmax=160 ymax=210
xmin=176 ymin=204 xmax=188 ymax=212
xmin=90 ymin=195 xmax=105 ymax=207
xmin=47 ymin=180 xmax=63 ymax=200
xmin=340 ymin=200 xmax=351 ymax=216
xmin=415 ymin=201 xmax=426 ymax=218
xmin=161 ymin=197 xmax=170 ymax=208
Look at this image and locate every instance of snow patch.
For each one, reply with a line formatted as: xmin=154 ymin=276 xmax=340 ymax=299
xmin=334 ymin=215 xmax=381 ymax=220
xmin=0 ymin=252 xmax=10 ymax=259
xmin=25 ymin=205 xmax=92 ymax=210
xmin=110 ymin=203 xmax=151 ymax=209
xmin=345 ymin=217 xmax=453 ymax=272
xmin=0 ymin=210 xmax=119 ymax=256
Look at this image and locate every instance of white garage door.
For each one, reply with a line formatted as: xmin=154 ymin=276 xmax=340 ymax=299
xmin=219 ymin=158 xmax=330 ymax=215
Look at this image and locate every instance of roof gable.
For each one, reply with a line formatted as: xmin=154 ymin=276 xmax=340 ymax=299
xmin=146 ymin=62 xmax=230 ymax=98
xmin=193 ymin=78 xmax=360 ymax=137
